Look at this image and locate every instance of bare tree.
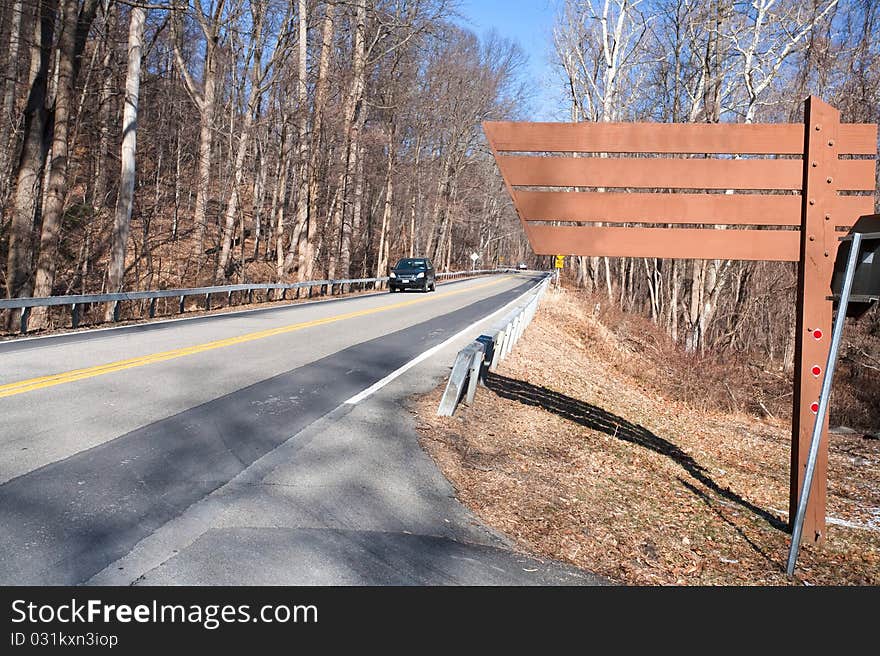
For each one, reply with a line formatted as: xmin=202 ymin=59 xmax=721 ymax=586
xmin=104 ymin=4 xmax=147 ymax=318
xmin=170 ymin=0 xmax=227 ymax=267
xmin=4 ymin=0 xmax=57 ymax=321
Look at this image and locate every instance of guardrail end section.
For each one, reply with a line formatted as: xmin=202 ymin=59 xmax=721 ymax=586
xmin=437 ymin=342 xmax=481 ymax=416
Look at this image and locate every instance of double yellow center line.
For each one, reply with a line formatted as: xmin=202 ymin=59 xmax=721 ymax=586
xmin=0 ymin=276 xmax=512 ymax=399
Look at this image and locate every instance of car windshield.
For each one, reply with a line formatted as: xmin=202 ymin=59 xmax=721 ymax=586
xmin=394 ymin=259 xmax=427 ymax=270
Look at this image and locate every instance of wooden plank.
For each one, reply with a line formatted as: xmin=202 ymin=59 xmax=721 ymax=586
xmin=524 ymin=225 xmax=800 ymax=261
xmin=498 ymin=156 xmax=803 ymax=190
xmin=485 ymin=121 xmax=806 ymax=154
xmin=834 ymin=159 xmax=876 ymax=191
xmin=838 ymin=123 xmax=878 ymax=154
xmin=514 ymin=191 xmax=802 ymax=225
xmin=513 ymin=191 xmax=875 ymax=226
xmin=835 ymin=195 xmax=876 ymax=225
xmin=485 ymin=121 xmax=877 ymax=155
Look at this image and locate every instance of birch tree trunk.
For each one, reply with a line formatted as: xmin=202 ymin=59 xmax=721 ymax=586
xmin=375 ymin=130 xmax=394 ymax=277
xmin=408 ymin=134 xmax=421 ymax=258
xmin=299 ymin=0 xmax=335 ymax=281
xmin=104 ymin=5 xmax=145 ymax=308
xmin=425 ymin=155 xmax=451 ymax=258
xmin=350 ymin=141 xmax=365 ymax=275
xmin=286 ymin=0 xmax=309 ymax=277
xmin=328 ymin=0 xmax=366 ymax=280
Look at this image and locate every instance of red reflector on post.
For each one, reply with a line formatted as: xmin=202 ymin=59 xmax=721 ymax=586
xmin=810 ymin=402 xmax=819 ymax=414
xmin=811 ymin=365 xmax=822 ymax=377
xmin=813 ymin=329 xmax=823 ymax=340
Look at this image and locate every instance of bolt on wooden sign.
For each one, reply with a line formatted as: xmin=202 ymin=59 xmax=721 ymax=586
xmin=484 ymin=97 xmax=878 ymax=544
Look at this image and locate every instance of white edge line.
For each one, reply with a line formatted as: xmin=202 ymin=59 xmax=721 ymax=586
xmin=344 ymin=277 xmax=545 ymax=405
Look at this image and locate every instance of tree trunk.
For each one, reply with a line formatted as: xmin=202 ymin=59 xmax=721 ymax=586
xmin=299 ymin=0 xmax=335 ymax=281
xmin=425 ymin=155 xmax=451 ymax=258
xmin=251 ymin=136 xmax=265 ymax=261
xmin=171 ymin=2 xmax=226 ymax=270
xmin=92 ymin=18 xmax=114 ymax=209
xmin=0 ymin=0 xmax=24 ymax=205
xmin=350 ymin=141 xmax=365 ymax=275
xmin=408 ymin=135 xmax=421 ymax=258
xmin=376 ymin=132 xmax=394 ymax=278
xmin=4 ymin=0 xmax=56 ymax=318
xmin=32 ymin=0 xmax=100 ymax=328
xmin=104 ymin=6 xmax=146 ymax=319
xmin=328 ymin=0 xmax=366 ymax=280
xmin=287 ymin=0 xmax=309 ymax=277
xmin=274 ymin=149 xmax=292 ymax=280
xmin=193 ymin=61 xmax=217 ymax=264
xmin=216 ymin=3 xmax=270 ymax=284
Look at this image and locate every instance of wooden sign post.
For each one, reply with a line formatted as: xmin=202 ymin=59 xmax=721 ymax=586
xmin=484 ymin=97 xmax=877 ymax=544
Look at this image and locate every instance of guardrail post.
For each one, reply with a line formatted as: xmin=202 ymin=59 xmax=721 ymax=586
xmin=490 ymin=330 xmax=506 ymax=370
xmin=112 ymin=301 xmax=120 ymax=323
xmin=226 ymin=291 xmax=232 ymax=307
xmin=19 ymin=307 xmax=30 ymax=334
xmin=506 ymin=318 xmax=517 ymax=356
xmin=149 ymin=297 xmax=157 ymax=318
xmin=282 ymin=288 xmax=287 ymax=300
xmin=179 ymin=296 xmax=185 ymax=314
xmin=475 ymin=335 xmax=495 ymax=383
xmin=204 ymin=294 xmax=211 ymax=311
xmin=247 ymin=288 xmax=254 ymax=304
xmin=71 ymin=304 xmax=80 ymax=328
xmin=465 ymin=343 xmax=485 ymax=405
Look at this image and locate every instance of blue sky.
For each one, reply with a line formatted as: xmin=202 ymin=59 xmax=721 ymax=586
xmin=455 ymin=0 xmax=562 ymax=120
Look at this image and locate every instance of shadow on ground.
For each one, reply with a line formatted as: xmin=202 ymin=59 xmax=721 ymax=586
xmin=485 ymin=372 xmax=787 ymax=532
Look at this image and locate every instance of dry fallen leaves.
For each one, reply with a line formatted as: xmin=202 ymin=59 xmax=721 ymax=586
xmin=413 ymin=286 xmax=880 ymax=586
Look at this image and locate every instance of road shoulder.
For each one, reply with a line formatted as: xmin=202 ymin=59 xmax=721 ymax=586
xmin=88 ymin=299 xmax=608 ymax=586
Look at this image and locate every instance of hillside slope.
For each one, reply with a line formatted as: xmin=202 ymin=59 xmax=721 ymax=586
xmin=414 ymin=286 xmax=880 ymax=585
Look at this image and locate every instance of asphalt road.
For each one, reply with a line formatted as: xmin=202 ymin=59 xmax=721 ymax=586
xmin=0 ymin=273 xmax=606 ymax=585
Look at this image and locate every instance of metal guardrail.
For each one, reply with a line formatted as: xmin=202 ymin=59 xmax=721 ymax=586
xmin=0 ymin=268 xmax=513 ymax=334
xmin=437 ymin=273 xmax=551 ymax=416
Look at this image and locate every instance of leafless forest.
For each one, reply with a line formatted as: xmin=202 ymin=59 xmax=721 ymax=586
xmin=0 ymin=0 xmax=529 ymax=331
xmin=0 ymin=0 xmax=877 ymax=425
xmin=551 ymin=0 xmax=879 ymax=428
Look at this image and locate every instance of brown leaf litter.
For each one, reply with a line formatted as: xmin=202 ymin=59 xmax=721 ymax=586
xmin=412 ymin=286 xmax=880 ymax=585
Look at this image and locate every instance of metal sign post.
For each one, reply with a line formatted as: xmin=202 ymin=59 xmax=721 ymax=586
xmin=554 ymin=255 xmax=564 ymax=286
xmin=786 ymin=233 xmax=863 ymax=575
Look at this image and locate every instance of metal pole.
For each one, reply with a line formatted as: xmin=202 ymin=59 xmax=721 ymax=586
xmin=786 ymin=232 xmax=862 ymax=576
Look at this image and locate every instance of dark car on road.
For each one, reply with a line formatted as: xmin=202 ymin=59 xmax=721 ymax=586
xmin=389 ymin=257 xmax=435 ymax=293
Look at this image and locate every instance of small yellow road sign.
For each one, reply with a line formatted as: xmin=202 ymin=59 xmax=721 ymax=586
xmin=554 ymin=255 xmax=565 ymax=269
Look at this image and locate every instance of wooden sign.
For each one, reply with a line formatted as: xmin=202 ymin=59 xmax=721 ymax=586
xmin=484 ymin=97 xmax=878 ymax=544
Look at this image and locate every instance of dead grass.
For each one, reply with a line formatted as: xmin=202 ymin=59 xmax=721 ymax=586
xmin=413 ymin=285 xmax=880 ymax=585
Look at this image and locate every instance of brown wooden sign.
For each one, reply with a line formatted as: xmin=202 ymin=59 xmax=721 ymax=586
xmin=484 ymin=97 xmax=878 ymax=544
